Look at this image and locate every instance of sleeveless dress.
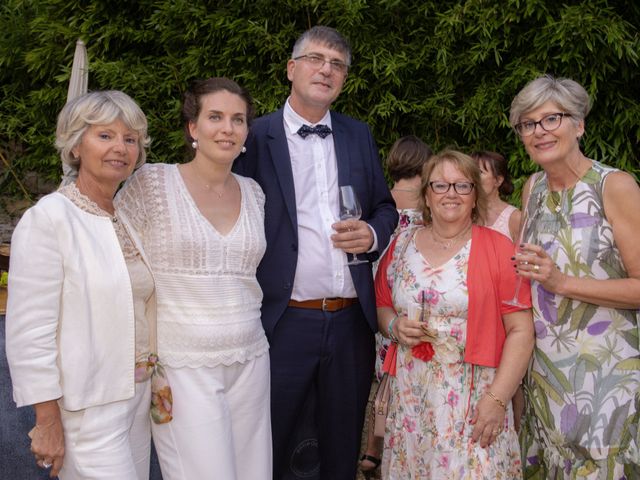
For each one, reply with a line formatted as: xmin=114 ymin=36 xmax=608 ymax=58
xmin=488 ymin=204 xmax=517 ymax=241
xmin=521 ymin=161 xmax=640 ymax=479
xmin=381 ymin=231 xmax=522 ymax=479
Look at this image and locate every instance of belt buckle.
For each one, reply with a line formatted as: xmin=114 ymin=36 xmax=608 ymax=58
xmin=321 ymin=298 xmax=329 ymax=311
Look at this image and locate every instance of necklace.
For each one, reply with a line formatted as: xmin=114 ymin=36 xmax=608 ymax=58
xmin=429 ymin=223 xmax=472 ymax=250
xmin=189 ymin=164 xmax=232 ymax=199
xmin=203 ymin=181 xmax=227 ymax=199
xmin=548 ymin=190 xmax=565 ymax=214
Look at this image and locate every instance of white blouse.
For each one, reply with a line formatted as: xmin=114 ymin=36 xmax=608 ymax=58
xmin=116 ymin=163 xmax=269 ymax=368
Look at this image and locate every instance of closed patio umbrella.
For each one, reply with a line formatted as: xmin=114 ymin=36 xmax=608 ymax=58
xmin=61 ymin=39 xmax=88 ymax=185
xmin=67 ymin=39 xmax=88 ymax=102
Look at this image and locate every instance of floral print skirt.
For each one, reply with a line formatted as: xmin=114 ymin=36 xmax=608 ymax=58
xmin=382 ymin=340 xmax=522 ymax=479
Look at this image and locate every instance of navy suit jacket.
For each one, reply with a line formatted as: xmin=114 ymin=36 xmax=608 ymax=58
xmin=233 ymin=107 xmax=398 ymax=337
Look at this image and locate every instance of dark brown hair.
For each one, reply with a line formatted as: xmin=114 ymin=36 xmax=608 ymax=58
xmin=470 ymin=150 xmax=514 ymax=197
xmin=385 ymin=135 xmax=433 ymax=182
xmin=182 ymin=77 xmax=255 ymax=147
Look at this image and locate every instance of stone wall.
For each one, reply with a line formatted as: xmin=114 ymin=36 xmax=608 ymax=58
xmin=0 ymin=198 xmax=33 ymax=244
xmin=1 ymin=170 xmax=58 ymax=243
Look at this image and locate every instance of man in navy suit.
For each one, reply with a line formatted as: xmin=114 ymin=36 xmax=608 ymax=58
xmin=234 ymin=25 xmax=398 ymax=479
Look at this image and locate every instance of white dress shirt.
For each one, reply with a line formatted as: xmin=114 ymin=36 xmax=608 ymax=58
xmin=283 ymin=99 xmax=358 ymax=300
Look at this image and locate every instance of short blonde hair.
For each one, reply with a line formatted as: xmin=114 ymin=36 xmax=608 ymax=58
xmin=55 ymin=90 xmax=150 ymax=172
xmin=418 ymin=150 xmax=487 ymax=225
xmin=509 ymin=75 xmax=591 ymax=128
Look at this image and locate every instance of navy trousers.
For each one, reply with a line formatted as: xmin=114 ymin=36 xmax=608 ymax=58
xmin=269 ymin=304 xmax=375 ymax=480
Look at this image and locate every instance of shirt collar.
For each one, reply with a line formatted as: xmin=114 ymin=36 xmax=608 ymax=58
xmin=283 ymin=97 xmax=332 ymax=137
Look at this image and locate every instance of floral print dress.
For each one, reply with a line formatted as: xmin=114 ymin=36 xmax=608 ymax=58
xmin=374 ymin=208 xmax=424 ymax=380
xmin=521 ymin=161 xmax=640 ymax=480
xmin=381 ymin=230 xmax=522 ymax=479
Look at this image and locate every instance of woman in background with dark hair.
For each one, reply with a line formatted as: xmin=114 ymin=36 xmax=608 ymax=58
xmin=471 ymin=150 xmax=525 ymax=432
xmin=471 ymin=151 xmax=521 ymax=242
xmin=116 ymin=78 xmax=271 ymax=480
xmin=360 ymin=135 xmax=432 ymax=478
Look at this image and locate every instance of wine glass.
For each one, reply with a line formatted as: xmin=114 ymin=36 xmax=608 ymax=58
xmin=503 ymin=196 xmax=532 ymax=307
xmin=339 ymin=185 xmax=368 ymax=265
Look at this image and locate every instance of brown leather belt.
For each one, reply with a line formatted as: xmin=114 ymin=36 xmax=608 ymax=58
xmin=288 ymin=297 xmax=358 ymax=312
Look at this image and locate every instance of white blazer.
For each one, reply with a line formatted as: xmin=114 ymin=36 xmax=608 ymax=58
xmin=6 ymin=192 xmax=144 ymax=411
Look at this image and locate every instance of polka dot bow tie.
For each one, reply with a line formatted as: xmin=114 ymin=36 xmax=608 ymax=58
xmin=297 ymin=124 xmax=333 ymax=139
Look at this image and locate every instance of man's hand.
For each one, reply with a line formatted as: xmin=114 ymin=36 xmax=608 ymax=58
xmin=331 ymin=220 xmax=373 ymax=254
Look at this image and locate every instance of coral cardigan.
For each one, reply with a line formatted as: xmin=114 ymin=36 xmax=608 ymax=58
xmin=375 ymin=225 xmax=531 ymax=370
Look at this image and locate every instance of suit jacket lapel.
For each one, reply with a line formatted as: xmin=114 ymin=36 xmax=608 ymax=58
xmin=266 ymin=109 xmax=298 ymax=228
xmin=331 ymin=112 xmax=351 ymax=187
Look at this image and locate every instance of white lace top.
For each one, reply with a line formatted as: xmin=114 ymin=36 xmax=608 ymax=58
xmin=115 ymin=163 xmax=269 ymax=367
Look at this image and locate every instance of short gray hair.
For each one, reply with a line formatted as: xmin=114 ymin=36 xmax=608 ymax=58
xmin=291 ymin=25 xmax=352 ymax=66
xmin=509 ymin=75 xmax=591 ymax=129
xmin=55 ymin=90 xmax=150 ymax=172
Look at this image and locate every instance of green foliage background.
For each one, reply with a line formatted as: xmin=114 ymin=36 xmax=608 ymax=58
xmin=1 ymin=0 xmax=638 ymax=203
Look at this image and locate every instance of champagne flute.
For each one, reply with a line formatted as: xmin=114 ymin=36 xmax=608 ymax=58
xmin=339 ymin=185 xmax=368 ymax=265
xmin=503 ymin=196 xmax=532 ymax=307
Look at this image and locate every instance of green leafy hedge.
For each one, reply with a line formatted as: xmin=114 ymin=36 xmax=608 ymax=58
xmin=1 ymin=0 xmax=638 ymax=203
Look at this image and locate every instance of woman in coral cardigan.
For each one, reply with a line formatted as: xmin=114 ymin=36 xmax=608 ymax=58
xmin=375 ymin=150 xmax=534 ymax=478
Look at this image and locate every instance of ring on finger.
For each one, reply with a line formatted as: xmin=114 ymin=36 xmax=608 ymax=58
xmin=533 ymin=264 xmax=540 ymax=272
xmin=42 ymin=461 xmax=52 ymax=469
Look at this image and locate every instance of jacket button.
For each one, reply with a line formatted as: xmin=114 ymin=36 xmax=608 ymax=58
xmin=283 ymin=282 xmax=291 ymax=290
xmin=291 ymin=243 xmax=297 ymax=252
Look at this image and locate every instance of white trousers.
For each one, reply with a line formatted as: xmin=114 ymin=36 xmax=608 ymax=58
xmin=152 ymin=353 xmax=272 ymax=480
xmin=58 ymin=380 xmax=151 ymax=480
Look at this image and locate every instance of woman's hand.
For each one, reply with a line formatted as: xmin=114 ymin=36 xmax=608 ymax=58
xmin=392 ymin=314 xmax=424 ymax=347
xmin=469 ymin=393 xmax=506 ymax=448
xmin=30 ymin=401 xmax=65 ymax=477
xmin=515 ymin=243 xmax=565 ymax=294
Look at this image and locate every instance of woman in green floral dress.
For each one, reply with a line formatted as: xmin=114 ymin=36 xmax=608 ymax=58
xmin=511 ymin=75 xmax=640 ymax=479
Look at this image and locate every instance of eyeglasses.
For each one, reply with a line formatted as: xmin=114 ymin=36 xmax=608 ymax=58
xmin=428 ymin=182 xmax=475 ymax=195
xmin=293 ymin=54 xmax=349 ymax=75
xmin=514 ymin=112 xmax=572 ymax=137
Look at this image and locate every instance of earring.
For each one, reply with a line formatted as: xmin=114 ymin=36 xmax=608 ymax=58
xmin=241 ymin=146 xmax=247 ymax=154
xmin=192 ymin=140 xmax=198 ymax=149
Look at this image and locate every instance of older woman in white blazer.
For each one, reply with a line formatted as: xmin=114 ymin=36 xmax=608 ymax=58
xmin=6 ymin=90 xmax=162 ymax=479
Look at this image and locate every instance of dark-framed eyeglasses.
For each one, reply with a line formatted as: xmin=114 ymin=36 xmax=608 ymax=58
xmin=428 ymin=182 xmax=475 ymax=195
xmin=293 ymin=54 xmax=349 ymax=75
xmin=514 ymin=112 xmax=572 ymax=137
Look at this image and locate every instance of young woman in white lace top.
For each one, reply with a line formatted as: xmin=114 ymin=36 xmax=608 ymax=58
xmin=116 ymin=78 xmax=271 ymax=480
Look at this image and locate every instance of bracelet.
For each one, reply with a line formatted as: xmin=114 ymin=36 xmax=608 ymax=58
xmin=387 ymin=314 xmax=399 ymax=343
xmin=486 ymin=391 xmax=507 ymax=410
